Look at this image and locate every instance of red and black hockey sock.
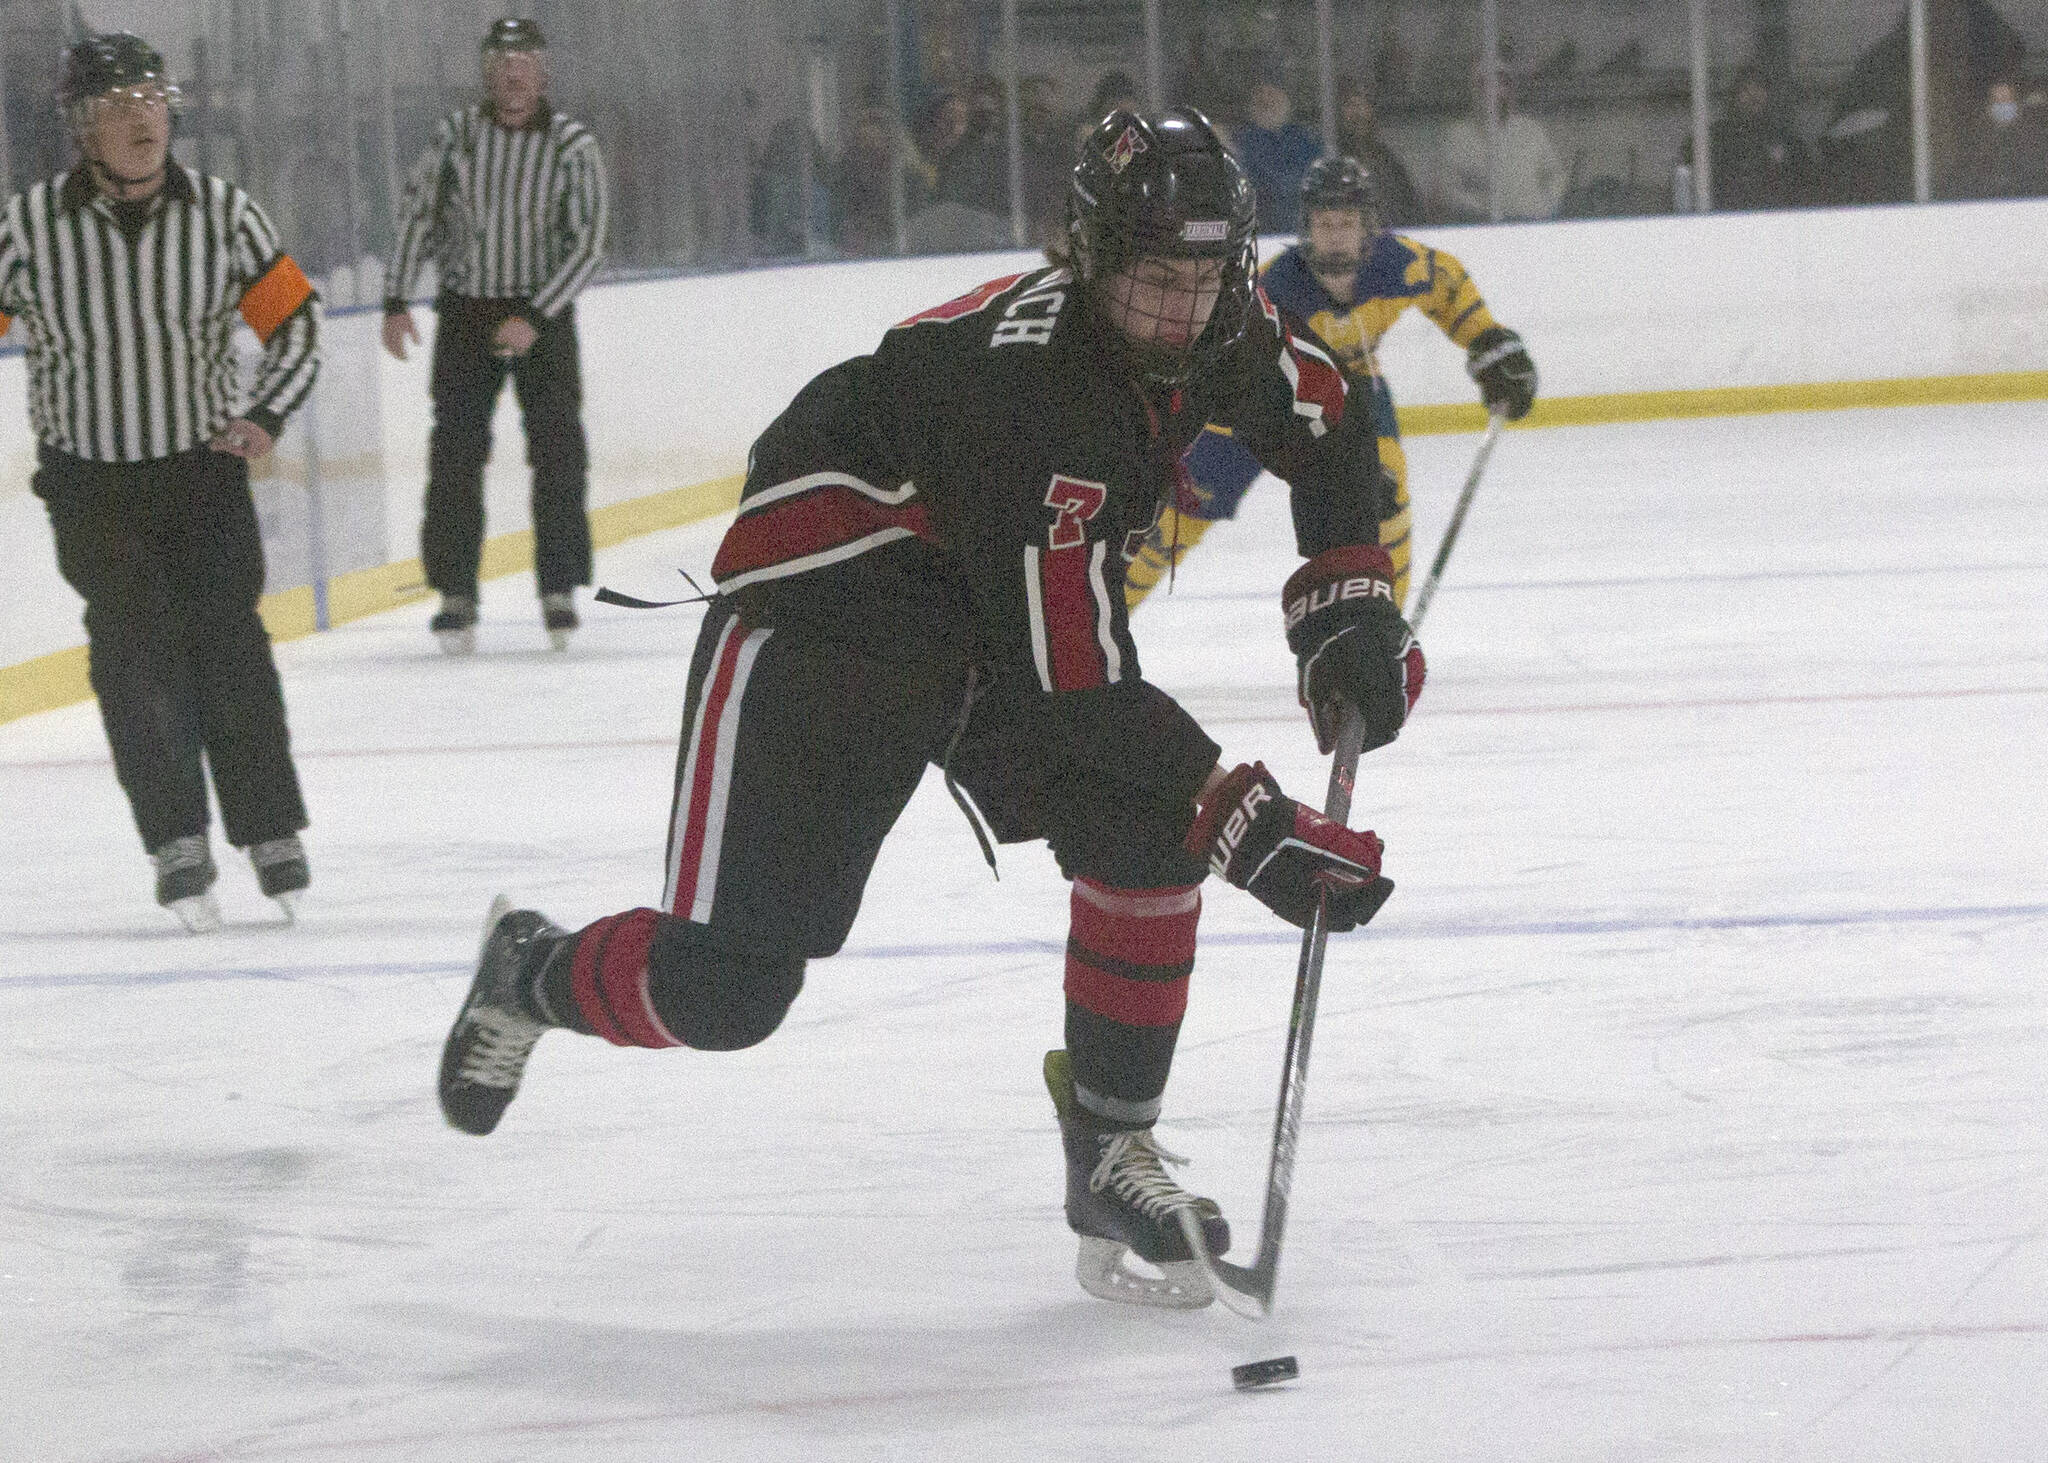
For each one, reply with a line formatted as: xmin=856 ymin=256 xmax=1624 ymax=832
xmin=544 ymin=909 xmax=675 ymax=1045
xmin=545 ymin=909 xmax=806 ymax=1052
xmin=1061 ymin=876 xmax=1201 ymax=1126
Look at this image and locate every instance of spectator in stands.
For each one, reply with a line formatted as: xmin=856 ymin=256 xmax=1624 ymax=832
xmin=935 ymin=74 xmax=1011 ymax=217
xmin=1684 ymin=65 xmax=1811 ymax=211
xmin=834 ymin=104 xmax=899 ymax=257
xmin=1434 ymin=64 xmax=1566 ymax=222
xmin=1234 ymin=63 xmax=1322 ymax=233
xmin=907 ymin=87 xmax=1008 ymax=253
xmin=750 ymin=116 xmax=831 ymax=258
xmin=1021 ymin=74 xmax=1075 ymax=244
xmin=1334 ymin=76 xmax=1423 ymax=225
xmin=1947 ymin=73 xmax=2048 ymax=199
xmin=1075 ymin=70 xmax=1142 ymax=150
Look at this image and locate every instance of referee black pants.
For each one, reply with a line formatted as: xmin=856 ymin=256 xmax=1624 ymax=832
xmin=422 ymin=294 xmax=592 ymax=600
xmin=34 ymin=445 xmax=308 ymax=854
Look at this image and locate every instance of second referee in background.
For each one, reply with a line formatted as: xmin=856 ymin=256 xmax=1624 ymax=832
xmin=382 ymin=18 xmax=610 ymax=655
xmin=2 ymin=34 xmax=320 ymax=931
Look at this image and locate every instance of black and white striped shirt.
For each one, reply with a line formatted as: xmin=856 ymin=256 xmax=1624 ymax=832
xmin=0 ymin=166 xmax=321 ymax=464
xmin=386 ymin=104 xmax=608 ymax=318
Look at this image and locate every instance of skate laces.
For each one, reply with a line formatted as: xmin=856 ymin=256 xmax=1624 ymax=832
xmin=1089 ymin=1130 xmax=1204 ymax=1219
xmin=457 ymin=1003 xmax=543 ymax=1089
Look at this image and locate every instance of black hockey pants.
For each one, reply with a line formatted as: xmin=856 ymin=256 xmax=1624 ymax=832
xmin=421 ymin=294 xmax=592 ymax=600
xmin=34 ymin=444 xmax=308 ymax=853
xmin=555 ymin=596 xmax=1210 ymax=1115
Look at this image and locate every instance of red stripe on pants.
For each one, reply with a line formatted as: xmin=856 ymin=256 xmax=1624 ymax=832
xmin=570 ymin=909 xmax=675 ymax=1048
xmin=670 ymin=622 xmax=748 ymax=915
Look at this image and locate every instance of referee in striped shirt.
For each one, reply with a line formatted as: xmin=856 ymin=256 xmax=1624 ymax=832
xmin=383 ymin=18 xmax=609 ymax=654
xmin=2 ymin=33 xmax=320 ymax=931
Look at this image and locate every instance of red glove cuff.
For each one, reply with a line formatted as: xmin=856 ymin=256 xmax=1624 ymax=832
xmin=1283 ymin=544 xmax=1399 ymax=635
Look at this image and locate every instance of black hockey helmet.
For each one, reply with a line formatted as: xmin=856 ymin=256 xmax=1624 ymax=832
xmin=59 ymin=33 xmax=179 ymax=123
xmin=482 ymin=18 xmax=547 ymax=53
xmin=1066 ymin=107 xmax=1258 ymax=384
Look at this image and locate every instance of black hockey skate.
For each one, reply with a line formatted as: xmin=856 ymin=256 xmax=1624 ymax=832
xmin=249 ymin=835 xmax=309 ymax=919
xmin=430 ymin=595 xmax=477 ymax=656
xmin=438 ymin=896 xmax=568 ymax=1135
xmin=541 ymin=592 xmax=578 ymax=652
xmin=1044 ymin=1049 xmax=1230 ymax=1309
xmin=152 ymin=833 xmax=221 ymax=932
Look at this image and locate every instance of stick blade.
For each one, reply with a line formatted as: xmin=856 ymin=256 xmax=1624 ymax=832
xmin=1176 ymin=1211 xmax=1275 ymax=1320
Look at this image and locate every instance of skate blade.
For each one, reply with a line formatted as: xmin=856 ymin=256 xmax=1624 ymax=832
xmin=546 ymin=628 xmax=571 ymax=652
xmin=270 ymin=889 xmax=300 ymax=923
xmin=167 ymin=891 xmax=223 ymax=933
xmin=1075 ymin=1236 xmax=1214 ymax=1310
xmin=435 ymin=627 xmax=476 ymax=656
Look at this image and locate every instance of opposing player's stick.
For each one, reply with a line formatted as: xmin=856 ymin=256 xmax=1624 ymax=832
xmin=1408 ymin=409 xmax=1507 ymax=632
xmin=1179 ymin=706 xmax=1372 ymax=1320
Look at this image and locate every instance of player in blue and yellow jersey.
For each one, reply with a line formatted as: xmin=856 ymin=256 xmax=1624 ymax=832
xmin=1127 ymin=155 xmax=1536 ymax=610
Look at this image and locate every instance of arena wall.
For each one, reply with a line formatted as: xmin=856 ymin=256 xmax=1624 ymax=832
xmin=6 ymin=196 xmax=2047 ymax=721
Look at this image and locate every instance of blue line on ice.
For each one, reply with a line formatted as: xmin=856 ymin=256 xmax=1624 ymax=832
xmin=8 ymin=902 xmax=2043 ymax=990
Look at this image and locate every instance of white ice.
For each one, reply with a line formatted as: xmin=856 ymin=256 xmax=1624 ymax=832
xmin=3 ymin=403 xmax=2045 ymax=1462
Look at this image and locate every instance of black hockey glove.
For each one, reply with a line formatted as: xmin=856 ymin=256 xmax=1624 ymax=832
xmin=1283 ymin=545 xmax=1426 ymax=756
xmin=1466 ymin=325 xmax=1537 ymax=421
xmin=1186 ymin=762 xmax=1394 ymax=932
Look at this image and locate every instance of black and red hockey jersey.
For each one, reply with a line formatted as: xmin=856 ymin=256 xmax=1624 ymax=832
xmin=709 ymin=265 xmax=1389 ymax=814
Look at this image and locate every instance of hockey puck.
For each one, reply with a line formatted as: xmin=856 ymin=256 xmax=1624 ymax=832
xmin=1231 ymin=1355 xmax=1299 ymax=1390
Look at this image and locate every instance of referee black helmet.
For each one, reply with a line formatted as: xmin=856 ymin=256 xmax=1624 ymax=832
xmin=482 ymin=18 xmax=547 ymax=53
xmin=59 ymin=33 xmax=178 ymax=120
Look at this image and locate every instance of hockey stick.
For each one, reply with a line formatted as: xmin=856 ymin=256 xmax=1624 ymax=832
xmin=1178 ymin=421 xmax=1502 ymax=1317
xmin=1407 ymin=409 xmax=1507 ymax=632
xmin=1179 ymin=706 xmax=1371 ymax=1320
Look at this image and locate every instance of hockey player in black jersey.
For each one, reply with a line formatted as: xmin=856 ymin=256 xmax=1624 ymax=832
xmin=436 ymin=110 xmax=1425 ymax=1309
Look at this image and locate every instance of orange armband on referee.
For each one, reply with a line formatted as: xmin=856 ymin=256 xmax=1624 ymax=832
xmin=239 ymin=256 xmax=314 ymax=343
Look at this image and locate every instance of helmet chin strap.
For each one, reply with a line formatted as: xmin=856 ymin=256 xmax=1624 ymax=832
xmin=86 ymin=151 xmax=166 ymax=198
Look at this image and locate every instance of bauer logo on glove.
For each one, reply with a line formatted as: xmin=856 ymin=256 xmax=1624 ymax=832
xmin=1188 ymin=763 xmax=1394 ymax=932
xmin=1283 ymin=568 xmax=1397 ymax=632
xmin=1282 ymin=545 xmax=1425 ymax=756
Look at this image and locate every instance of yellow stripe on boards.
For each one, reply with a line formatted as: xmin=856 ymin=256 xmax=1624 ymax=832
xmin=0 ymin=643 xmax=92 ymax=724
xmin=1397 ymin=369 xmax=2048 ymax=436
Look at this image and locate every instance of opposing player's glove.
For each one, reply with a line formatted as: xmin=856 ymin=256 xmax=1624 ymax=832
xmin=1186 ymin=762 xmax=1394 ymax=931
xmin=1466 ymin=325 xmax=1537 ymax=421
xmin=1283 ymin=545 xmax=1425 ymax=755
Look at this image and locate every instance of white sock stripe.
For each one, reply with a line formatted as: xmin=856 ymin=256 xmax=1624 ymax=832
xmin=689 ymin=627 xmax=772 ymax=922
xmin=662 ymin=615 xmax=742 ymax=911
xmin=634 ymin=976 xmax=683 ymax=1048
xmin=1074 ymin=1078 xmax=1162 ymax=1127
xmin=1074 ymin=878 xmax=1200 ymax=919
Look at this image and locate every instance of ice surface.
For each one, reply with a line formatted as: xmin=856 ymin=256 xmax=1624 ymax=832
xmin=3 ymin=404 xmax=2045 ymax=1461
